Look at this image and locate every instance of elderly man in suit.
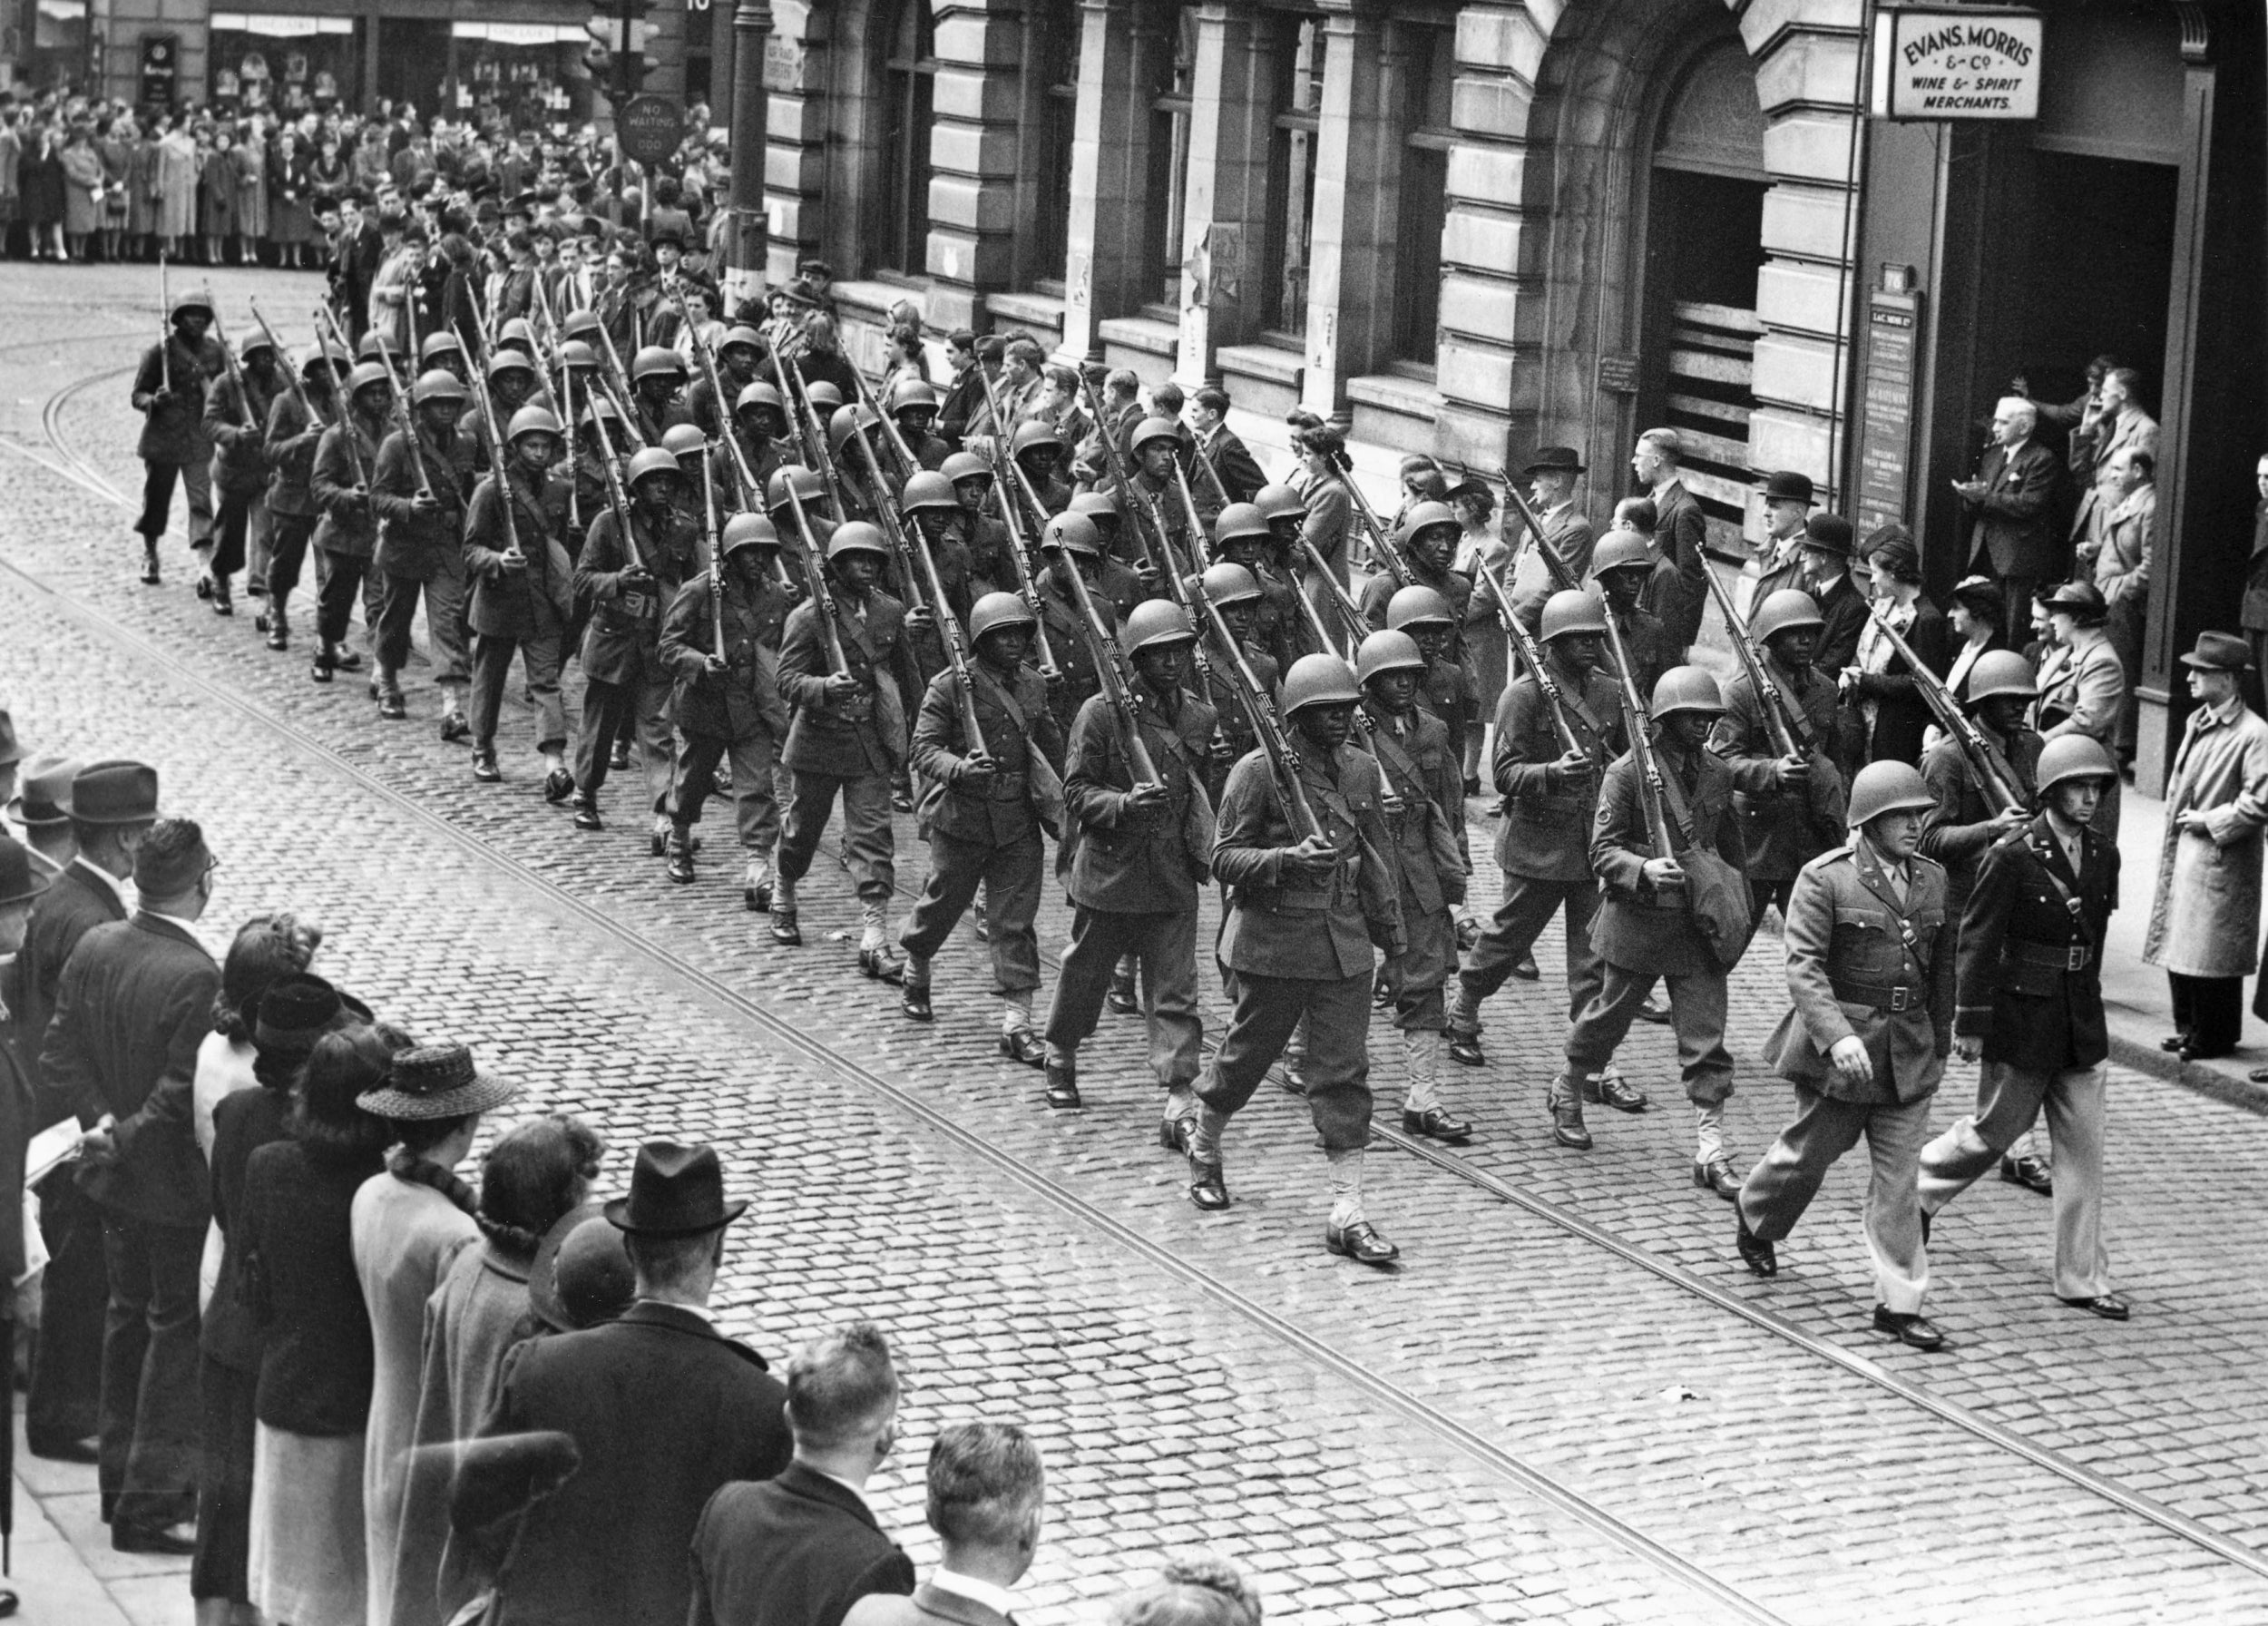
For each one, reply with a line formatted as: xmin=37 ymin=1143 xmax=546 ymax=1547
xmin=1752 ymin=470 xmax=1815 ymax=603
xmin=1507 ymin=447 xmax=1595 ymax=631
xmin=2068 ymin=366 xmax=2159 ymax=520
xmin=40 ymin=817 xmax=221 ymax=1553
xmin=689 ymin=1321 xmax=914 ymax=1626
xmin=1631 ymin=427 xmax=1706 ymax=652
xmin=1955 ymin=396 xmax=2064 ymax=642
xmin=841 ymin=1425 xmax=1044 ymax=1626
xmin=1799 ymin=515 xmax=1868 ymax=678
xmin=474 ymin=1141 xmax=790 ymax=1626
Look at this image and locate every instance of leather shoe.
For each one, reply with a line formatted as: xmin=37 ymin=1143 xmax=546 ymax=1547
xmin=1509 ymin=952 xmax=1540 ymax=982
xmin=1156 ymin=1113 xmax=1192 ymax=1154
xmin=439 ymin=711 xmax=471 ymax=743
xmin=2058 ymin=1293 xmax=2130 ymax=1321
xmin=332 ymin=648 xmax=362 ymax=671
xmin=1736 ymin=1216 xmax=1776 ymax=1277
xmin=768 ymin=911 xmax=802 ymax=946
xmin=665 ymin=842 xmax=695 ymax=885
xmin=859 ymin=945 xmax=905 ymax=984
xmin=998 ymin=1028 xmax=1046 ymax=1068
xmin=2179 ymin=1042 xmax=2231 ymax=1063
xmin=26 ymin=1434 xmax=99 ymax=1464
xmin=745 ymin=877 xmax=771 ymax=913
xmin=1636 ymin=998 xmax=1671 ymax=1025
xmin=1872 ymin=1306 xmax=1945 ymax=1350
xmin=1445 ymin=1030 xmax=1485 ymax=1067
xmin=1401 ymin=1105 xmax=1472 ymax=1143
xmin=1188 ymin=1158 xmax=1229 ymax=1210
xmin=1547 ymin=1084 xmax=1591 ymax=1151
xmin=570 ymin=794 xmax=603 ymax=832
xmin=1324 ymin=1220 xmax=1400 ymax=1266
xmin=900 ymin=984 xmax=933 ymax=1021
xmin=543 ymin=769 xmax=575 ymax=805
xmin=1998 ymin=1153 xmax=2053 ymax=1196
xmin=1584 ymin=1072 xmax=1649 ymax=1113
xmin=471 ymin=750 xmax=502 ymax=783
xmin=112 ymin=1520 xmax=198 ymax=1556
xmin=1693 ymin=1157 xmax=1742 ymax=1200
xmin=2161 ymin=1032 xmax=2191 ymax=1053
xmin=1279 ymin=1066 xmax=1308 ymax=1096
xmin=139 ymin=552 xmax=161 ymax=586
xmin=609 ymin=741 xmax=631 ymax=772
xmin=1043 ymin=1057 xmax=1081 ymax=1109
xmin=1105 ymin=978 xmax=1138 ymax=1015
xmin=377 ymin=691 xmax=407 ymax=720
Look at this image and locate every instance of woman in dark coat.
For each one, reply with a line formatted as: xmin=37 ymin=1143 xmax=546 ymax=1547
xmin=1942 ymin=573 xmax=2010 ymax=709
xmin=20 ymin=122 xmax=66 ymax=260
xmin=1843 ymin=526 xmax=1950 ymax=768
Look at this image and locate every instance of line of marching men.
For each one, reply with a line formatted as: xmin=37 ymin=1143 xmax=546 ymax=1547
xmin=128 ymin=285 xmax=2141 ymax=1317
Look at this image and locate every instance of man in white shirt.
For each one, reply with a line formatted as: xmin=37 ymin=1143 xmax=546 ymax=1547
xmin=843 ymin=1423 xmax=1045 ymax=1626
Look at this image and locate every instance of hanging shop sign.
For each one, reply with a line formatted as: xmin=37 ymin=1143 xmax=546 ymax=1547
xmin=1870 ymin=5 xmax=2043 ymax=121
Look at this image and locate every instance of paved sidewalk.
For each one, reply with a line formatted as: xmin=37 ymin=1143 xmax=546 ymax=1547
xmin=8 ymin=1405 xmax=190 ymax=1626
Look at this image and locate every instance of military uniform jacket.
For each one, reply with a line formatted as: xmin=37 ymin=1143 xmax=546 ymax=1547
xmin=1362 ymin=701 xmax=1468 ymax=917
xmin=464 ymin=468 xmax=576 ymax=638
xmin=1214 ymin=744 xmax=1405 ymax=981
xmin=1589 ymin=742 xmax=1748 ymax=977
xmin=779 ymin=589 xmax=909 ymax=779
xmin=659 ymin=570 xmax=791 ymax=742
xmin=576 ymin=504 xmax=700 ymax=685
xmin=370 ymin=424 xmax=480 ymax=579
xmin=1707 ymin=656 xmax=1847 ymax=882
xmin=132 ymin=331 xmax=225 ymax=465
xmin=202 ymin=367 xmax=281 ymax=495
xmin=1201 ymin=642 xmax=1280 ymax=802
xmin=1062 ymin=683 xmax=1218 ymax=914
xmin=1955 ymin=815 xmax=2118 ymax=1070
xmin=1360 ymin=559 xmax=1473 ymax=663
xmin=1608 ymin=603 xmax=1675 ymax=702
xmin=1763 ymin=842 xmax=1954 ymax=1104
xmin=1038 ymin=574 xmax=1114 ymax=726
xmin=1491 ymin=656 xmax=1621 ymax=882
xmin=910 ymin=661 xmax=1066 ymax=847
xmin=1918 ymin=725 xmax=2041 ymax=918
xmin=263 ymin=391 xmax=329 ymax=518
xmin=309 ymin=411 xmax=386 ymax=559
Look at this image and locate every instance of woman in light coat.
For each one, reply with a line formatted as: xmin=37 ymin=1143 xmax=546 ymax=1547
xmin=2145 ymin=632 xmax=2268 ymax=1062
xmin=234 ymin=122 xmax=269 ymax=264
xmin=59 ymin=125 xmax=103 ymax=259
xmin=154 ymin=120 xmax=200 ymax=257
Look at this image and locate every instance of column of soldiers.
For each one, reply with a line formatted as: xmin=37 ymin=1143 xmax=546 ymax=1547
xmin=125 ymin=286 xmax=2133 ymax=1305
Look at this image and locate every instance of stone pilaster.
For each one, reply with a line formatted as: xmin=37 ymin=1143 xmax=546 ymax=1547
xmin=1171 ymin=1 xmax=1274 ymax=384
xmin=1297 ymin=4 xmax=1389 ymax=419
xmin=1061 ymin=0 xmax=1150 ymax=360
xmin=926 ymin=0 xmax=1027 ymax=335
xmin=761 ymin=0 xmax=830 ymax=288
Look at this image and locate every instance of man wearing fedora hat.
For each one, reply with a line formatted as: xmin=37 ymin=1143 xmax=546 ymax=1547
xmin=1752 ymin=471 xmax=1815 ymax=603
xmin=2142 ymin=633 xmax=2268 ymax=1063
xmin=1797 ymin=514 xmax=1868 ymax=679
xmin=476 ymin=1140 xmax=789 ymax=1626
xmin=12 ymin=759 xmax=157 ymax=1466
xmin=0 ymin=832 xmax=51 ymax=1615
xmin=41 ymin=817 xmax=222 ymax=1551
xmin=0 ymin=709 xmax=23 ymax=820
xmin=5 ymin=753 xmax=81 ymax=875
xmin=1507 ymin=448 xmax=1594 ymax=630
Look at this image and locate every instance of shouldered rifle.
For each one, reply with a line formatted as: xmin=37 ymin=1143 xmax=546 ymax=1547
xmin=1468 ymin=543 xmax=1593 ymax=765
xmin=772 ymin=475 xmax=852 ymax=680
xmin=209 ymin=311 xmax=254 ymax=427
xmin=1168 ymin=460 xmax=1214 ymax=569
xmin=1598 ymin=588 xmax=1683 ymax=861
xmin=1193 ymin=572 xmax=1390 ymax=800
xmin=667 ymin=279 xmax=757 ymax=505
xmin=1500 ymin=475 xmax=1581 ymax=594
xmin=1335 ymin=455 xmax=1405 ymax=585
xmin=786 ymin=358 xmax=850 ymax=524
xmin=467 ymin=361 xmax=525 ymax=565
xmin=767 ymin=341 xmax=825 ymax=474
xmin=1866 ymin=601 xmax=2028 ymax=814
xmin=1698 ymin=560 xmax=1810 ymax=760
xmin=249 ymin=299 xmax=318 ymax=427
xmin=1188 ymin=428 xmax=1234 ymax=511
xmin=701 ymin=455 xmax=728 ymax=664
xmin=968 ymin=419 xmax=1061 ymax=683
xmin=1295 ymin=529 xmax=1372 ymax=646
xmin=1053 ymin=529 xmax=1161 ymax=791
xmin=558 ymin=365 xmax=582 ymax=534
xmin=369 ymin=332 xmax=441 ymax=504
xmin=1068 ymin=367 xmax=1178 ymax=581
xmin=847 ymin=364 xmax=923 ymax=487
xmin=904 ymin=503 xmax=991 ymax=764
xmin=854 ymin=467 xmax=933 ymax=619
xmin=590 ymin=314 xmax=650 ymax=449
xmin=157 ymin=256 xmax=171 ymax=393
xmin=311 ymin=306 xmax=369 ymax=486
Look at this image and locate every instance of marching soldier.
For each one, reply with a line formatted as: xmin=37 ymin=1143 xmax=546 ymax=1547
xmin=1557 ymin=667 xmax=1752 ymax=1193
xmin=685 ymin=325 xmax=770 ymax=437
xmin=1070 ymin=492 xmax=1151 ymax=620
xmin=887 ymin=379 xmax=953 ymax=471
xmin=1192 ymin=655 xmax=1406 ymax=1265
xmin=943 ymin=452 xmax=1015 ymax=594
xmin=1359 ymin=503 xmax=1471 ymax=652
xmin=130 ymin=286 xmax=225 ymax=586
xmin=1211 ymin=503 xmax=1308 ymax=672
xmin=306 ymin=360 xmax=390 ymax=683
xmin=727 ymin=382 xmax=796 ymax=498
xmin=200 ymin=328 xmax=284 ymax=617
xmin=419 ymin=330 xmax=471 ymax=386
xmin=899 ymin=593 xmax=1066 ymax=1061
xmin=258 ymin=347 xmax=346 ymax=655
xmin=1589 ymin=533 xmax=1675 ymax=700
xmin=1735 ymin=762 xmax=1955 ymax=1352
xmin=1447 ymin=589 xmax=1623 ymax=1068
xmin=628 ymin=346 xmax=697 ymax=445
xmin=369 ymin=368 xmax=479 ymax=735
xmin=900 ymin=472 xmax=979 ymax=685
xmin=1919 ymin=736 xmax=2127 ymax=1321
xmin=1118 ymin=419 xmax=1190 ymax=562
xmin=1919 ymin=650 xmax=2041 ymax=921
xmin=1043 ymin=602 xmax=1217 ymax=1115
xmin=1709 ymin=589 xmax=1847 ymax=926
xmin=772 ymin=522 xmax=908 ymax=976
xmin=1012 ymin=422 xmax=1076 ymax=519
xmin=1356 ymin=630 xmax=1472 ymax=1142
xmin=1034 ymin=513 xmax=1115 ymax=737
xmin=1384 ymin=586 xmax=1477 ymax=751
xmin=463 ymin=404 xmax=577 ymax=789
xmin=657 ymin=514 xmax=792 ymax=904
xmin=571 ymin=447 xmax=701 ymax=847
xmin=1191 ymin=563 xmax=1276 ymax=807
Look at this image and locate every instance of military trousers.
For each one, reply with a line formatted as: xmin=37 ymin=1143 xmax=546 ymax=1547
xmin=1565 ymin=960 xmax=1735 ymax=1105
xmin=574 ymin=669 xmax=674 ymax=811
xmin=1920 ymin=1060 xmax=2110 ymax=1299
xmin=1198 ymin=968 xmax=1374 ymax=1151
xmin=777 ymin=769 xmax=895 ymax=901
xmin=902 ymin=827 xmax=1043 ymax=996
xmin=138 ymin=457 xmax=211 ymax=546
xmin=265 ymin=513 xmax=317 ymax=599
xmin=210 ymin=486 xmax=257 ymax=578
xmin=670 ymin=730 xmax=782 ymax=854
xmin=1043 ymin=905 xmax=1203 ymax=1086
xmin=374 ymin=559 xmax=471 ymax=692
xmin=313 ymin=550 xmax=368 ymax=645
xmin=1740 ymin=1086 xmax=1933 ymax=1314
xmin=468 ymin=628 xmax=567 ymax=754
xmin=1455 ymin=873 xmax=1602 ymax=1028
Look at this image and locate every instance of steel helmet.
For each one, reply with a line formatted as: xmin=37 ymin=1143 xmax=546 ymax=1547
xmin=721 ymin=512 xmax=779 ymax=556
xmin=1355 ymin=629 xmax=1427 ymax=684
xmin=941 ymin=452 xmax=992 ymax=486
xmin=486 ymin=348 xmax=538 ymax=382
xmin=357 ymin=331 xmax=393 ymax=363
xmin=804 ymin=380 xmax=845 ymax=415
xmin=419 ymin=331 xmax=464 ymax=364
xmin=346 ymin=360 xmax=393 ymax=397
xmin=888 ymin=378 xmax=940 ymax=415
xmin=1396 ymin=500 xmax=1459 ymax=545
xmin=827 ymin=521 xmax=891 ymax=563
xmin=562 ymin=309 xmax=602 ymax=343
xmin=582 ymin=395 xmax=624 ymax=429
xmin=558 ymin=339 xmax=600 ymax=372
xmin=828 ymin=403 xmax=882 ymax=456
xmin=238 ymin=329 xmax=279 ymax=359
xmin=1846 ymin=761 xmax=1937 ymax=828
xmin=661 ymin=424 xmax=709 ymax=460
xmin=1281 ymin=653 xmax=1364 ymax=716
xmin=1129 ymin=416 xmax=1180 ymax=454
xmin=497 ymin=318 xmax=539 ymax=352
xmin=719 ymin=325 xmax=767 ymax=358
xmin=735 ymin=379 xmax=786 ymax=416
xmin=1964 ymin=650 xmax=2038 ymax=705
xmin=410 ymin=368 xmax=469 ymax=407
xmin=1253 ymin=483 xmax=1308 ymax=524
xmin=1385 ymin=584 xmax=1453 ymax=632
xmin=631 ymin=345 xmax=687 ymax=385
xmin=1213 ymin=503 xmax=1271 ymax=547
xmin=1650 ymin=665 xmax=1725 ymax=719
xmin=2036 ymin=735 xmax=2116 ymax=795
xmin=1070 ymin=490 xmax=1119 ymax=520
xmin=1539 ymin=588 xmax=1608 ymax=642
xmin=302 ymin=347 xmax=348 ymax=379
xmin=1011 ymin=421 xmax=1061 ymax=459
xmin=1041 ymin=512 xmax=1102 ymax=559
xmin=969 ymin=591 xmax=1037 ymax=643
xmin=1750 ymin=589 xmax=1824 ymax=644
xmin=900 ymin=471 xmax=959 ymax=515
xmin=170 ymin=290 xmax=215 ymax=323
xmin=1124 ymin=601 xmax=1197 ymax=655
xmin=766 ymin=466 xmax=826 ymax=510
xmin=505 ymin=405 xmax=563 ymax=443
xmin=1590 ymin=532 xmax=1655 ymax=578
xmin=1199 ymin=562 xmax=1262 ymax=608
xmin=627 ymin=446 xmax=682 ymax=487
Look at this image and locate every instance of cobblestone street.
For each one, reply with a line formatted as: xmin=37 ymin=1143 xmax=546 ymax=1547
xmin=4 ymin=265 xmax=2267 ymax=1625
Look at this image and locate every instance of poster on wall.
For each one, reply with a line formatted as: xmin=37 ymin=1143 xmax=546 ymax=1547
xmin=1870 ymin=5 xmax=2043 ymax=121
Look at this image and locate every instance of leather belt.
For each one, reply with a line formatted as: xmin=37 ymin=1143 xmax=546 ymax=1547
xmin=2006 ymin=940 xmax=2092 ymax=972
xmin=1831 ymin=975 xmax=1924 ymax=1014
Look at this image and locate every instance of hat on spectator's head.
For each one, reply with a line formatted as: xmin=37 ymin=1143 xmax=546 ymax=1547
xmin=2042 ymin=579 xmax=2109 ymax=626
xmin=0 ymin=833 xmax=52 ymax=910
xmin=529 ymin=1203 xmax=637 ymax=1332
xmin=1524 ymin=446 xmax=1586 ymax=476
xmin=2180 ymin=631 xmax=2253 ymax=672
xmin=7 ymin=754 xmax=78 ymax=828
xmin=604 ymin=1140 xmax=746 ymax=1237
xmin=1755 ymin=469 xmax=1814 ymax=504
xmin=0 ymin=710 xmax=23 ymax=768
xmin=356 ymin=1041 xmax=523 ymax=1122
xmin=1800 ymin=513 xmax=1853 ymax=556
xmin=253 ymin=974 xmax=347 ymax=1053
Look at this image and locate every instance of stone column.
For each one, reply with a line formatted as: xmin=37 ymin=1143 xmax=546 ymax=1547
xmin=926 ymin=0 xmax=1025 ymax=335
xmin=1173 ymin=2 xmax=1273 ymax=384
xmin=1062 ymin=0 xmax=1149 ymax=361
xmin=1298 ymin=3 xmax=1389 ymax=419
xmin=725 ymin=0 xmax=774 ymax=310
xmin=762 ymin=0 xmax=828 ymax=288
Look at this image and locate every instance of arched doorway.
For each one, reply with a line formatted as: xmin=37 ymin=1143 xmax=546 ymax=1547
xmin=1637 ymin=34 xmax=1768 ymax=551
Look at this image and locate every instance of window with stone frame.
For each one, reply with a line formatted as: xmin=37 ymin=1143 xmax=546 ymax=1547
xmin=1029 ymin=1 xmax=1082 ymax=289
xmin=1146 ymin=5 xmax=1199 ymax=308
xmin=1261 ymin=13 xmax=1325 ymax=338
xmin=879 ymin=0 xmax=937 ymax=276
xmin=1391 ymin=20 xmax=1454 ymax=365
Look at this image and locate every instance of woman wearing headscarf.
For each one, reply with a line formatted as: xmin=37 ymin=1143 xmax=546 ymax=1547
xmin=386 ymin=1115 xmax=602 ymax=1626
xmin=351 ymin=1043 xmax=521 ymax=1626
xmin=240 ymin=1023 xmax=409 ymax=1626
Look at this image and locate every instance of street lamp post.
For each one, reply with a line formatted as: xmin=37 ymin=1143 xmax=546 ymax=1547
xmin=726 ymin=0 xmax=773 ymax=312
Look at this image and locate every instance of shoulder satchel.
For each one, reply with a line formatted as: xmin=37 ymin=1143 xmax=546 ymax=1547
xmin=1653 ymin=760 xmax=1754 ymax=968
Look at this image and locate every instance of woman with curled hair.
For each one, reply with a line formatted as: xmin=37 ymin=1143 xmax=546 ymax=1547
xmin=194 ymin=912 xmax=324 ymax=1165
xmin=1842 ymin=524 xmax=1948 ymax=769
xmin=388 ymin=1115 xmax=604 ymax=1626
xmin=1109 ymin=1551 xmax=1263 ymax=1626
